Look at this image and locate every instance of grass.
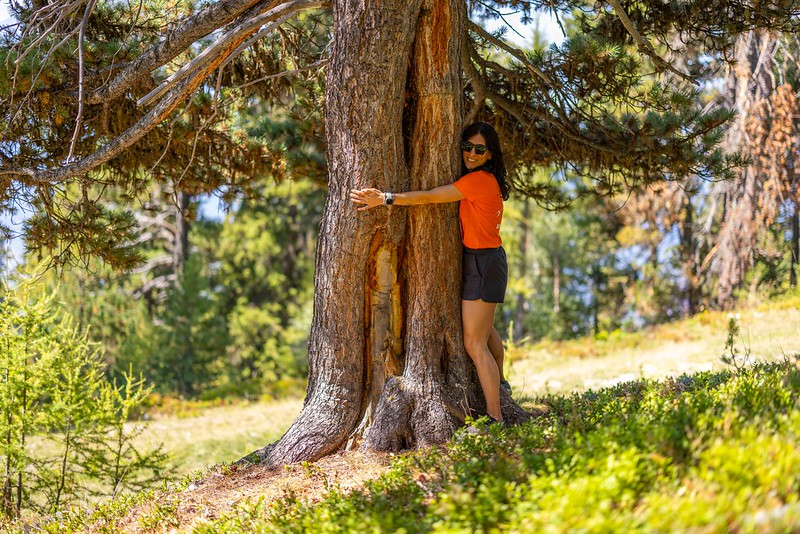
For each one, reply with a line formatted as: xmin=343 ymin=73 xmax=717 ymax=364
xmin=187 ymin=359 xmax=800 ymax=533
xmin=505 ymin=301 xmax=800 ymax=395
xmin=143 ymin=358 xmax=799 ymax=533
xmin=6 ymin=296 xmax=800 ymax=532
xmin=138 ymin=397 xmax=303 ymax=476
xmin=121 ymin=296 xmax=800 ymax=479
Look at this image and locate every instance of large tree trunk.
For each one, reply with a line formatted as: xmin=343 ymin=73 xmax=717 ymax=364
xmin=791 ymin=202 xmax=799 ymax=288
xmin=248 ymin=0 xmax=529 ymax=467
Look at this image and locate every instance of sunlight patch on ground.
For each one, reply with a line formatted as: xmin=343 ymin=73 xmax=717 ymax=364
xmin=507 ymin=307 xmax=800 ymax=397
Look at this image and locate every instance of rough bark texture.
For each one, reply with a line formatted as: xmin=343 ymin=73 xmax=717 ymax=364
xmin=250 ymin=0 xmax=423 ymax=466
xmin=365 ymin=0 xmax=470 ymax=451
xmin=250 ymin=0 xmax=530 ymax=467
xmin=712 ymin=31 xmax=786 ymax=308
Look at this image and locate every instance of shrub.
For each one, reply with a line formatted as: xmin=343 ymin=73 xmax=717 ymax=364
xmin=0 ymin=277 xmax=167 ymax=519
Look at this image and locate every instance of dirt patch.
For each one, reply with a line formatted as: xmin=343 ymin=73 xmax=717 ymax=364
xmin=109 ymin=451 xmax=392 ymax=533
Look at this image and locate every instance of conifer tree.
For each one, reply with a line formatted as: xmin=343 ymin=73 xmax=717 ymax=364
xmin=0 ymin=278 xmax=166 ymax=518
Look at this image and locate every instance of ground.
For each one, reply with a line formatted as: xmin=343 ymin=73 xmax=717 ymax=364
xmin=65 ymin=298 xmax=800 ymax=532
xmin=117 ymin=452 xmax=391 ymax=533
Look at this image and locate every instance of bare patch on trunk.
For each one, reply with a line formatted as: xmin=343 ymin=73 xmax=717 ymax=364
xmin=350 ymin=241 xmax=405 ymax=448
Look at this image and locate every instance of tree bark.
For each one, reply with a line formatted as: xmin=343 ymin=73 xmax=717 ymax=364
xmin=552 ymin=233 xmax=560 ymax=315
xmin=173 ymin=190 xmax=191 ymax=277
xmin=249 ymin=0 xmax=529 ymax=467
xmin=681 ymin=190 xmax=698 ymax=315
xmin=791 ymin=201 xmax=799 ymax=288
xmin=714 ymin=31 xmax=775 ymax=308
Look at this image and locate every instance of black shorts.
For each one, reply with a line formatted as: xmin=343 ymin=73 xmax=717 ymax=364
xmin=462 ymin=246 xmax=507 ymax=303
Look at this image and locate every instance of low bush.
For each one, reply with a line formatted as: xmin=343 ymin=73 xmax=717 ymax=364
xmin=197 ymin=358 xmax=800 ymax=533
xmin=18 ymin=357 xmax=800 ymax=533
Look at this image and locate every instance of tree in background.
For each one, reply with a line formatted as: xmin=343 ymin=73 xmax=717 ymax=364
xmin=17 ymin=178 xmax=323 ymax=398
xmin=706 ymin=32 xmax=800 ymax=307
xmin=501 ymin=191 xmax=633 ymax=341
xmin=0 ymin=277 xmax=166 ymax=519
xmin=2 ymin=0 xmax=800 ymax=466
xmin=216 ymin=179 xmax=323 ymax=386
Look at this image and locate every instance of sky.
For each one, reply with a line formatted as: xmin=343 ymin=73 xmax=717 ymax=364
xmin=0 ymin=1 xmax=12 ymax=26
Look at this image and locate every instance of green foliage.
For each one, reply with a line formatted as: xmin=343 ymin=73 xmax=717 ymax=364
xmin=0 ymin=276 xmax=167 ymax=519
xmin=150 ymin=254 xmax=229 ymax=396
xmin=721 ymin=314 xmax=752 ymax=371
xmin=24 ymin=200 xmax=145 ymax=271
xmin=214 ymin=179 xmax=323 ymax=386
xmin=11 ymin=174 xmax=324 ymax=399
xmin=499 ymin=193 xmax=631 ymax=341
xmin=188 ymin=359 xmax=800 ymax=532
xmin=33 ymin=260 xmax=159 ymax=386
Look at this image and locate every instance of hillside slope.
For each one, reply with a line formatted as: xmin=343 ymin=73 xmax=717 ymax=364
xmin=7 ymin=299 xmax=800 ymax=533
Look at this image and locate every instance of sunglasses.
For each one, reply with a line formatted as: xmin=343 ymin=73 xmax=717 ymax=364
xmin=461 ymin=142 xmax=488 ymax=155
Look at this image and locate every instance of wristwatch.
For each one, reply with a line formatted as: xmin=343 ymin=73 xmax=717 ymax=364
xmin=384 ymin=192 xmax=396 ymax=205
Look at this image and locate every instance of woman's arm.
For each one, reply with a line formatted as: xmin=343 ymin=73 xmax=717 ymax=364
xmin=350 ymin=184 xmax=464 ymax=212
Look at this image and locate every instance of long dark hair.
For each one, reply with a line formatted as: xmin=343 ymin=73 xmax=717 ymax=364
xmin=460 ymin=122 xmax=510 ymax=200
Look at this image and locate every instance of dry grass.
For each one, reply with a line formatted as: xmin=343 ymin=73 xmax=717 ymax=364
xmin=104 ymin=451 xmax=392 ymax=533
xmin=505 ymin=306 xmax=800 ymax=396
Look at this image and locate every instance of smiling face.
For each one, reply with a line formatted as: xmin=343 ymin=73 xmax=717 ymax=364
xmin=462 ymin=133 xmax=492 ymax=171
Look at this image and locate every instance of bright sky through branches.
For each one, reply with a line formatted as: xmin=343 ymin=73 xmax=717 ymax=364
xmin=485 ymin=8 xmax=564 ymax=46
xmin=0 ymin=1 xmax=13 ymax=26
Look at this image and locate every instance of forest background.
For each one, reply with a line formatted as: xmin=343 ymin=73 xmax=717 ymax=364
xmin=3 ymin=3 xmax=798 ymax=398
xmin=2 ymin=0 xmax=800 ymax=523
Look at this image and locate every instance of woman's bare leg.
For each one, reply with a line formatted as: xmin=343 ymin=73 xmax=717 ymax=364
xmin=462 ymin=299 xmax=502 ymax=422
xmin=487 ymin=327 xmax=505 ymax=382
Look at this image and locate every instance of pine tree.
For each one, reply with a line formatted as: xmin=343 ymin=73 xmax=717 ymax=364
xmin=0 ymin=277 xmax=166 ymax=517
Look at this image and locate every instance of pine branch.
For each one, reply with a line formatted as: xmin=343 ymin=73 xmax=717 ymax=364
xmin=462 ymin=40 xmax=486 ymax=126
xmin=468 ymin=21 xmax=554 ymax=88
xmin=67 ymin=0 xmax=99 ymax=164
xmin=137 ymin=0 xmax=320 ymax=108
xmin=464 ymin=51 xmax=606 ymax=153
xmin=84 ymin=0 xmax=273 ymax=105
xmin=231 ymin=58 xmax=329 ymax=90
xmin=605 ymin=0 xmax=697 ymax=85
xmin=1 ymin=0 xmax=328 ymax=184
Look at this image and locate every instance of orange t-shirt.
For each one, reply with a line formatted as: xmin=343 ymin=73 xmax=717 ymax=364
xmin=453 ymin=170 xmax=503 ymax=248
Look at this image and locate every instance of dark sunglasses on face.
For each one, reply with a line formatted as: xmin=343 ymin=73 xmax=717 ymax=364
xmin=461 ymin=142 xmax=488 ymax=155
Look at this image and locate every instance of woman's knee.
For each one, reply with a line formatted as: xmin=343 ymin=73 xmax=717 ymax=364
xmin=463 ymin=336 xmax=487 ymax=358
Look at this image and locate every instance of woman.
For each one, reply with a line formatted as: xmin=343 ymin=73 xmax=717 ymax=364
xmin=350 ymin=122 xmax=511 ymax=424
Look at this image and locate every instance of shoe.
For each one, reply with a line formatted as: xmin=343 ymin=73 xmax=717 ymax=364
xmin=488 ymin=415 xmax=509 ymax=428
xmin=500 ymin=379 xmax=512 ymax=395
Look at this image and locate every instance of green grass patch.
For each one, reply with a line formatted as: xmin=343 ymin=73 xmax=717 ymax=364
xmin=194 ymin=358 xmax=800 ymax=533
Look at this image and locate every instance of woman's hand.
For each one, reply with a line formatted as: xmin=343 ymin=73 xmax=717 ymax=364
xmin=350 ymin=188 xmax=385 ymax=211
